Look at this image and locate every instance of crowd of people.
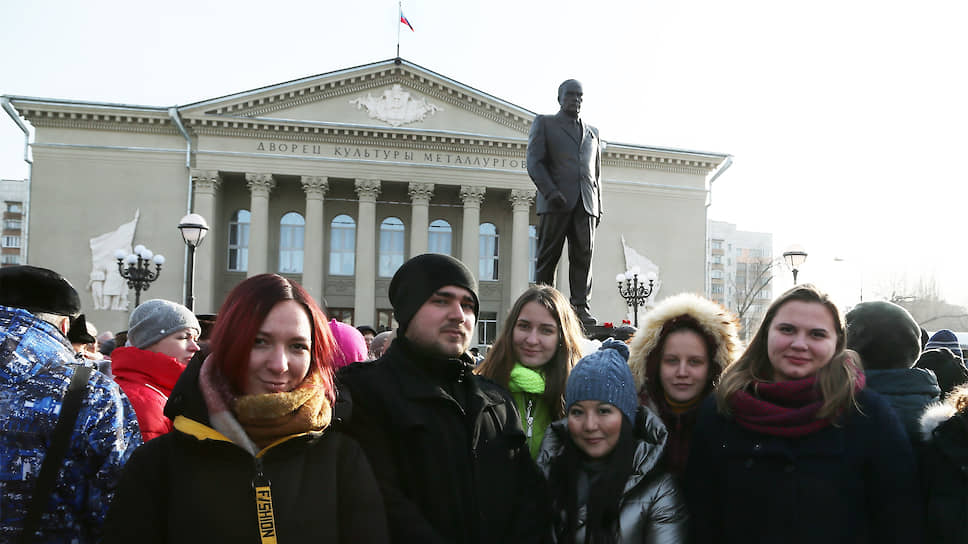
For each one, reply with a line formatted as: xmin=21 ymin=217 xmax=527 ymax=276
xmin=2 ymin=256 xmax=968 ymax=543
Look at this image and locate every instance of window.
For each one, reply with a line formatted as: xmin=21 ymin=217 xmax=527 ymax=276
xmin=1 ymin=254 xmax=21 ymax=265
xmin=479 ymin=222 xmax=499 ymax=281
xmin=428 ymin=219 xmax=452 ymax=255
xmin=329 ymin=308 xmax=354 ymax=324
xmin=711 ymin=240 xmax=723 ymax=249
xmin=5 ymin=202 xmax=22 ymax=214
xmin=528 ymin=225 xmax=537 ymax=282
xmin=329 ymin=215 xmax=356 ymax=276
xmin=377 ymin=309 xmax=395 ymax=332
xmin=711 ymin=255 xmax=722 ymax=264
xmin=711 ymin=285 xmax=724 ymax=294
xmin=477 ymin=311 xmax=498 ymax=346
xmin=228 ymin=210 xmax=250 ymax=272
xmin=2 ymin=235 xmax=21 ymax=249
xmin=379 ymin=217 xmax=406 ymax=277
xmin=279 ymin=212 xmax=305 ymax=274
xmin=4 ymin=219 xmax=22 ymax=230
xmin=710 ymin=269 xmax=724 ymax=279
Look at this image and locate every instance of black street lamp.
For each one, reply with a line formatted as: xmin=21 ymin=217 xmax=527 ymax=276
xmin=114 ymin=245 xmax=164 ymax=308
xmin=178 ymin=213 xmax=209 ymax=312
xmin=616 ymin=268 xmax=657 ymax=328
xmin=782 ymin=245 xmax=808 ymax=284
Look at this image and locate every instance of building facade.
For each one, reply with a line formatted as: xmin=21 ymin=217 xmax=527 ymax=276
xmin=4 ymin=59 xmax=730 ymax=341
xmin=0 ymin=178 xmax=27 ymax=267
xmin=708 ymin=220 xmax=773 ymax=339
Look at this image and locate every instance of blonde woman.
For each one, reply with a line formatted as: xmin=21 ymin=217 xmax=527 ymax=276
xmin=684 ymin=284 xmax=923 ymax=542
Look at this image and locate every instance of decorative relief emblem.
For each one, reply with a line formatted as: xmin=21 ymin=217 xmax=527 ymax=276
xmin=349 ymin=84 xmax=442 ymax=127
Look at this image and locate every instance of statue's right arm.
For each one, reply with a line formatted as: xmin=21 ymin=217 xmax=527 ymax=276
xmin=526 ymin=116 xmax=559 ymax=198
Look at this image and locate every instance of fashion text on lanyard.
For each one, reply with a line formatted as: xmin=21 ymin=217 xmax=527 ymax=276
xmin=253 ymin=468 xmax=278 ymax=544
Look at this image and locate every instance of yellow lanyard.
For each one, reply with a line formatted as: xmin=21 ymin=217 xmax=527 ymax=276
xmin=253 ymin=470 xmax=278 ymax=544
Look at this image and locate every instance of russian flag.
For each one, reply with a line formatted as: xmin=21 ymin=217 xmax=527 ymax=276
xmin=400 ymin=11 xmax=414 ymax=31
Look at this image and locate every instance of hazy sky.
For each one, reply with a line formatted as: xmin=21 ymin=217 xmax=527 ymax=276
xmin=3 ymin=0 xmax=967 ymax=307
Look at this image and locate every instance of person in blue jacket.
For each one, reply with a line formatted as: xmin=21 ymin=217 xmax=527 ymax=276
xmin=0 ymin=265 xmax=142 ymax=543
xmin=684 ymin=284 xmax=924 ymax=543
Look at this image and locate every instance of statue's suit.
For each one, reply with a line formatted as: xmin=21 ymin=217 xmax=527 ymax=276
xmin=526 ymin=111 xmax=602 ymax=309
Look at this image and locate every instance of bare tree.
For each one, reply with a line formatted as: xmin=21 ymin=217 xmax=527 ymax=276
xmin=886 ymin=272 xmax=968 ymax=332
xmin=731 ymin=257 xmax=775 ymax=340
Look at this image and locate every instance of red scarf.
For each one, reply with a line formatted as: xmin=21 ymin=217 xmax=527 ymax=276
xmin=729 ymin=374 xmax=863 ymax=438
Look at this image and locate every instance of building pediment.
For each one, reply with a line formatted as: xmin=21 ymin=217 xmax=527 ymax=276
xmin=178 ymin=59 xmax=535 ymax=140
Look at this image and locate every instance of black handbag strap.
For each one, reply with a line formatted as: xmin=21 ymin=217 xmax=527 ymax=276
xmin=20 ymin=364 xmax=93 ymax=544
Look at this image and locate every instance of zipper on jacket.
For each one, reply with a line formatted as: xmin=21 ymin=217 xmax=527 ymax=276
xmin=525 ymin=397 xmax=535 ymax=440
xmin=252 ymin=458 xmax=279 ymax=544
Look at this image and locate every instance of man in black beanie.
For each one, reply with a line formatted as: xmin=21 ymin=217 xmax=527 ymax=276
xmin=338 ymin=254 xmax=547 ymax=544
xmin=0 ymin=265 xmax=141 ymax=542
xmin=846 ymin=300 xmax=940 ymax=446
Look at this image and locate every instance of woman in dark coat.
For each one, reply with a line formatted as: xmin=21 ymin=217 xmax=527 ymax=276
xmin=684 ymin=284 xmax=923 ymax=543
xmin=920 ymin=383 xmax=968 ymax=543
xmin=103 ymin=274 xmax=388 ymax=543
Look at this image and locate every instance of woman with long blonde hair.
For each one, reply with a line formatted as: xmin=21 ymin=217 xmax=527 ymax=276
xmin=684 ymin=284 xmax=923 ymax=542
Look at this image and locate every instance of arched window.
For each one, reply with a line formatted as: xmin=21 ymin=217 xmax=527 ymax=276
xmin=528 ymin=225 xmax=537 ymax=282
xmin=279 ymin=212 xmax=305 ymax=274
xmin=379 ymin=217 xmax=406 ymax=277
xmin=479 ymin=222 xmax=499 ymax=281
xmin=428 ymin=219 xmax=452 ymax=255
xmin=228 ymin=209 xmax=250 ymax=272
xmin=329 ymin=214 xmax=356 ymax=276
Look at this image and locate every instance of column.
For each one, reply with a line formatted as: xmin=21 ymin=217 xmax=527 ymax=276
xmin=508 ymin=188 xmax=536 ymax=307
xmin=300 ymin=176 xmax=328 ymax=305
xmin=190 ymin=169 xmax=220 ymax=314
xmin=459 ymin=185 xmax=486 ymax=282
xmin=354 ymin=179 xmax=381 ymax=327
xmin=408 ymin=182 xmax=434 ymax=257
xmin=245 ymin=173 xmax=275 ymax=277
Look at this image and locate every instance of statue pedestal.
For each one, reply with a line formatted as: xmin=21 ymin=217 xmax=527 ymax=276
xmin=584 ymin=324 xmax=636 ymax=343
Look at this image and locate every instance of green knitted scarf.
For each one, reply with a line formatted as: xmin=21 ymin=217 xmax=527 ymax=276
xmin=508 ymin=363 xmax=546 ymax=394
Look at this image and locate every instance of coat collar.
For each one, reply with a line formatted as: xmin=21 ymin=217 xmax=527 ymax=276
xmin=554 ymin=111 xmax=584 ymax=145
xmin=111 ymin=346 xmax=187 ymax=392
xmin=538 ymin=406 xmax=668 ymax=494
xmin=383 ymin=338 xmax=501 ymax=414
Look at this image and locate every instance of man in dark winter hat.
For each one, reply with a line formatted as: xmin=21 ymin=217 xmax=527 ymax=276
xmin=0 ymin=265 xmax=141 ymax=542
xmin=337 ymin=254 xmax=548 ymax=543
xmin=846 ymin=300 xmax=940 ymax=445
xmin=925 ymin=329 xmax=964 ymax=360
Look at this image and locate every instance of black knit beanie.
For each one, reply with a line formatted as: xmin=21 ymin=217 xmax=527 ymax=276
xmin=846 ymin=301 xmax=921 ymax=370
xmin=389 ymin=254 xmax=479 ymax=333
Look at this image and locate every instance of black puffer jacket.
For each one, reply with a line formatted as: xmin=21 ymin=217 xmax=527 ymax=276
xmin=102 ymin=354 xmax=388 ymax=544
xmin=337 ymin=335 xmax=549 ymax=544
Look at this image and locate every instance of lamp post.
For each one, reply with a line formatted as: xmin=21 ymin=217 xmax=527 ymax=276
xmin=114 ymin=245 xmax=165 ymax=308
xmin=782 ymin=245 xmax=808 ymax=284
xmin=616 ymin=267 xmax=657 ymax=327
xmin=177 ymin=213 xmax=209 ymax=311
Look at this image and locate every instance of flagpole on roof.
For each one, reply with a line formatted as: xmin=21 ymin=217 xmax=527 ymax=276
xmin=396 ymin=0 xmax=402 ymax=59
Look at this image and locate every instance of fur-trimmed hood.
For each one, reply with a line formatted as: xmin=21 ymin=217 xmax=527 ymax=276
xmin=628 ymin=293 xmax=743 ymax=394
xmin=920 ymin=386 xmax=968 ymax=441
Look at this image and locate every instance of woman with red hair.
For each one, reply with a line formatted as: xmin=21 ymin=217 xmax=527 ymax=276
xmin=103 ymin=274 xmax=388 ymax=543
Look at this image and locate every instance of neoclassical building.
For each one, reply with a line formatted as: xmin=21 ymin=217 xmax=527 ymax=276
xmin=3 ymin=58 xmax=730 ymax=343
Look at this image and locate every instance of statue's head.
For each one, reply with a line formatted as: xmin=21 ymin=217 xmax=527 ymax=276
xmin=557 ymin=79 xmax=583 ymax=116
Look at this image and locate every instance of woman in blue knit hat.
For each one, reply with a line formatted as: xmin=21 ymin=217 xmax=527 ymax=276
xmin=535 ymin=339 xmax=686 ymax=543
